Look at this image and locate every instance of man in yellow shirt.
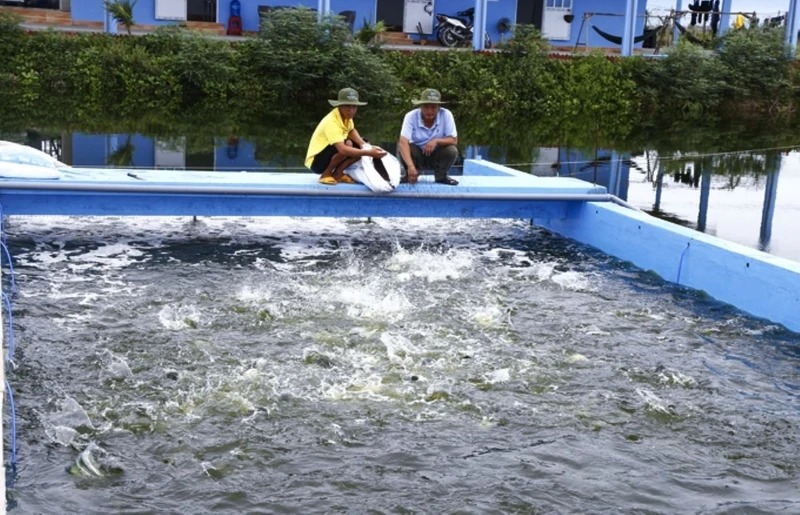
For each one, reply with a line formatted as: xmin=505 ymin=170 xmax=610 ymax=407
xmin=305 ymin=87 xmax=387 ymax=185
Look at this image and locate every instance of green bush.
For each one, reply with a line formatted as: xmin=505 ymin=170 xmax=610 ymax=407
xmin=493 ymin=25 xmax=552 ymax=115
xmin=0 ymin=9 xmax=797 ymax=144
xmin=246 ymin=7 xmax=400 ymax=106
xmin=631 ymin=27 xmax=794 ymax=124
xmin=537 ymin=53 xmax=637 ymax=148
xmin=635 ymin=41 xmax=729 ymax=123
xmin=141 ymin=27 xmax=237 ymax=105
xmin=714 ymin=26 xmax=793 ymax=112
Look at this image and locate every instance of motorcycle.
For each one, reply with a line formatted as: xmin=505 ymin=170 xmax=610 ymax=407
xmin=434 ymin=7 xmax=491 ymax=48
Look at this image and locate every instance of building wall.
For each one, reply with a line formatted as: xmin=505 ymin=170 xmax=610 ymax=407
xmin=402 ymin=0 xmax=648 ymax=49
xmin=229 ymin=1 xmax=377 ymax=33
xmin=71 ymin=134 xmax=156 ymax=168
xmin=72 ymin=0 xmax=648 ymax=49
xmin=568 ymin=0 xmax=649 ymax=50
xmin=71 ymin=1 xmax=107 ymax=23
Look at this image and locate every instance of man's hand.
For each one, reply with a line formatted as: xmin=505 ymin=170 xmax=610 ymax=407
xmin=369 ymin=146 xmax=387 ymax=158
xmin=422 ymin=140 xmax=438 ymax=156
xmin=407 ymin=167 xmax=419 ymax=184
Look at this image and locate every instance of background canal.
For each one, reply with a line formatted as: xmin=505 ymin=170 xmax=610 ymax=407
xmin=5 ymin=110 xmax=799 ymax=263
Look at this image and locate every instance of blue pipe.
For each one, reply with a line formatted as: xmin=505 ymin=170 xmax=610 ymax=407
xmin=786 ymin=0 xmax=799 ymax=56
xmin=622 ymin=0 xmax=638 ymax=56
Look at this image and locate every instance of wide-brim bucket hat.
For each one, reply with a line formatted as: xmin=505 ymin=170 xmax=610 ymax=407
xmin=329 ymin=87 xmax=368 ymax=106
xmin=411 ymin=88 xmax=447 ymax=105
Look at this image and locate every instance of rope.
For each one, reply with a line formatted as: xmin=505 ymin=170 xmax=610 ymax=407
xmin=52 ymin=144 xmax=800 ymax=174
xmin=0 ymin=243 xmax=17 ymax=297
xmin=1 ymin=202 xmax=19 ymax=472
xmin=1 ymin=203 xmax=18 ymax=362
xmin=0 ymin=205 xmax=17 ymax=295
xmin=5 ymin=381 xmax=17 ymax=468
xmin=0 ymin=205 xmax=15 ymax=295
xmin=2 ymin=293 xmax=15 ymax=370
xmin=501 ymin=144 xmax=800 ymax=170
xmin=677 ymin=241 xmax=691 ymax=284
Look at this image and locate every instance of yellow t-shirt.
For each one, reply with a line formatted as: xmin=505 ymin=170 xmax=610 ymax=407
xmin=734 ymin=14 xmax=745 ymax=29
xmin=304 ymin=108 xmax=354 ymax=169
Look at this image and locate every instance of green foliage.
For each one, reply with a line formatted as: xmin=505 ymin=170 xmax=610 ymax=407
xmin=97 ymin=43 xmax=179 ymax=113
xmin=257 ymin=7 xmax=349 ymax=49
xmin=492 ymin=25 xmax=552 ymax=114
xmin=714 ymin=26 xmax=793 ymax=112
xmin=246 ymin=7 xmax=400 ymax=106
xmin=140 ymin=27 xmax=237 ymax=105
xmin=538 ymin=53 xmax=638 ymax=147
xmin=355 ymin=18 xmax=387 ymax=47
xmin=11 ymin=31 xmax=90 ymax=111
xmin=384 ymin=25 xmax=553 ymax=114
xmin=382 ymin=51 xmax=504 ymax=108
xmin=103 ymin=0 xmax=138 ymax=35
xmin=496 ymin=24 xmax=549 ymax=57
xmin=0 ymin=11 xmax=28 ymax=113
xmin=0 ymin=10 xmax=798 ymax=147
xmin=631 ymin=27 xmax=795 ymax=125
xmin=634 ymin=41 xmax=729 ymax=124
xmin=0 ymin=10 xmax=23 ymax=42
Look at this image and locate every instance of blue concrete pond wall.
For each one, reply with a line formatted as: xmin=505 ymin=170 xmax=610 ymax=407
xmin=442 ymin=194 xmax=794 ymax=333
xmin=462 ymin=159 xmax=800 ymax=332
xmin=541 ymin=198 xmax=800 ymax=333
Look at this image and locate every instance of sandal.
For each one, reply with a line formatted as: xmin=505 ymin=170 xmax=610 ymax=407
xmin=338 ymin=174 xmax=356 ymax=184
xmin=318 ymin=176 xmax=337 ymax=185
xmin=435 ymin=176 xmax=459 ymax=186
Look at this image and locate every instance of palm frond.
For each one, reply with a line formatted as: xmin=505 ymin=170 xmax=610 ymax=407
xmin=103 ymin=0 xmax=138 ymax=35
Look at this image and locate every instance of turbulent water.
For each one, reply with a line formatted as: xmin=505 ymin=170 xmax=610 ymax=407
xmin=2 ymin=216 xmax=798 ymax=514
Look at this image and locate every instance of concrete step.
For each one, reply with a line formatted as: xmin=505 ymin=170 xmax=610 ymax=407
xmin=184 ymin=21 xmax=226 ymax=36
xmin=1 ymin=6 xmax=71 ymax=25
xmin=1 ymin=6 xmax=226 ymax=36
xmin=381 ymin=31 xmax=411 ymax=44
xmin=380 ymin=30 xmax=441 ymax=47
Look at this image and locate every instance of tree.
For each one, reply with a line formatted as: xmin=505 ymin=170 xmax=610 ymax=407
xmin=103 ymin=0 xmax=138 ymax=36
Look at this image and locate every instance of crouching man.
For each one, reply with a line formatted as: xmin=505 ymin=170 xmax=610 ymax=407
xmin=305 ymin=87 xmax=387 ymax=185
xmin=396 ymin=88 xmax=459 ymax=186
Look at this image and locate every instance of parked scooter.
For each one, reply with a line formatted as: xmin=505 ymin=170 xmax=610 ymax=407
xmin=434 ymin=7 xmax=491 ymax=48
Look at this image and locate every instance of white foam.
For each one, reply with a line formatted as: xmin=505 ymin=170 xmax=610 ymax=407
xmin=158 ymin=304 xmax=203 ymax=330
xmin=551 ymin=270 xmax=596 ymax=291
xmin=387 ymin=245 xmax=474 ymax=283
xmin=338 ymin=281 xmax=412 ymax=323
xmin=484 ymin=368 xmax=511 ymax=384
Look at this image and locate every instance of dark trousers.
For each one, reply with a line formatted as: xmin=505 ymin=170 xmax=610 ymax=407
xmin=397 ymin=143 xmax=459 ymax=181
xmin=310 ymin=140 xmax=360 ymax=174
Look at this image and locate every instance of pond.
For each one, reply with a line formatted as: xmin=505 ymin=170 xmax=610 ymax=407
xmin=1 ymin=109 xmax=798 ymax=513
xmin=4 ymin=215 xmax=799 ymax=513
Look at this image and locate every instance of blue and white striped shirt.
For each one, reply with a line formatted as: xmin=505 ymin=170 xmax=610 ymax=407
xmin=400 ymin=108 xmax=457 ymax=148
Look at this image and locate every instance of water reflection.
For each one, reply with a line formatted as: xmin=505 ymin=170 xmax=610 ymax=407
xmin=630 ymin=148 xmax=798 ymax=261
xmin=10 ymin=129 xmax=800 ymax=263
